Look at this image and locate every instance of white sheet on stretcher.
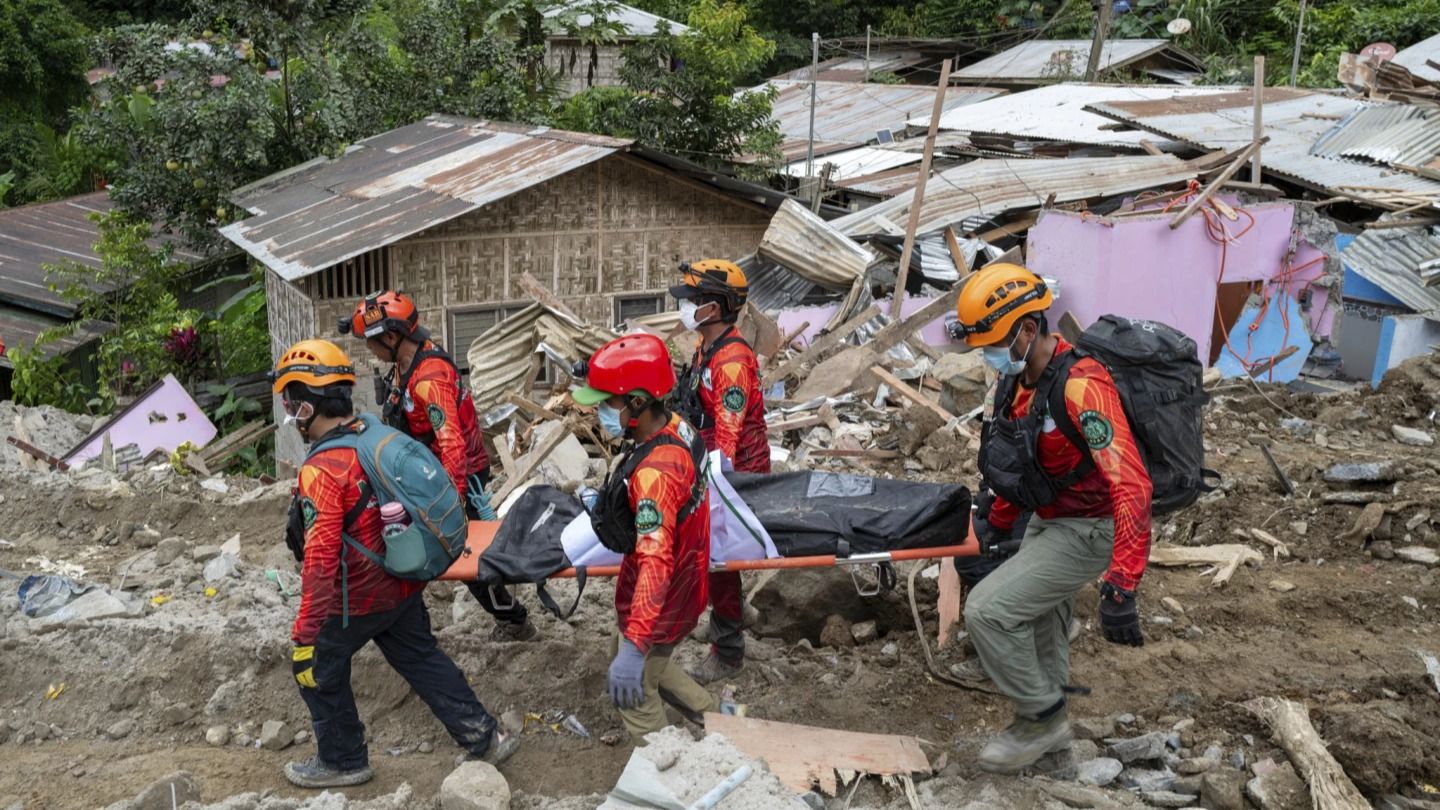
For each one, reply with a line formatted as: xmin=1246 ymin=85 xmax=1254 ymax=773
xmin=562 ymin=451 xmax=780 ymax=568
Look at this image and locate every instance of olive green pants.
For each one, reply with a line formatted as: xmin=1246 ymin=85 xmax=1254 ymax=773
xmin=610 ymin=634 xmax=719 ymax=738
xmin=964 ymin=517 xmax=1113 ymax=717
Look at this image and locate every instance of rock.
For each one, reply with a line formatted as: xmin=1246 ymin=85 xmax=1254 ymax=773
xmin=1268 ymin=579 xmax=1297 ymax=593
xmin=1118 ymin=767 xmax=1177 ymax=792
xmin=1323 ymin=461 xmax=1399 ymax=484
xmin=162 ymin=703 xmax=195 ymax=726
xmin=205 ymin=725 xmax=230 ymax=747
xmin=1289 ymin=521 xmax=1308 ymax=537
xmin=818 ymin=614 xmax=854 ymax=648
xmin=1142 ymin=791 xmax=1196 ymax=808
xmin=1113 ymin=713 xmax=1137 ymax=727
xmin=849 ymin=619 xmax=878 ymax=645
xmin=1391 ymin=425 xmax=1435 ymax=447
xmin=1073 ymin=717 xmax=1117 ymax=741
xmin=132 ymin=771 xmax=200 ymax=810
xmin=294 ymin=730 xmax=310 ymax=745
xmin=155 ymin=537 xmax=186 ymax=566
xmin=203 ymin=553 xmax=240 ymax=582
xmin=1177 ymin=757 xmax=1216 ymax=775
xmin=418 ymin=740 xmax=435 ymax=754
xmin=1200 ymin=769 xmax=1247 ymax=810
xmin=1396 ymin=546 xmax=1439 ymax=566
xmin=106 ymin=718 xmax=135 ymax=740
xmin=1246 ymin=761 xmax=1308 ymax=810
xmin=1071 ymin=739 xmax=1101 ymax=763
xmin=1036 ymin=780 xmax=1126 ymax=809
xmin=131 ymin=527 xmax=162 ymax=548
xmin=1109 ymin=732 xmax=1170 ymax=764
xmin=933 ymin=351 xmax=988 ymax=415
xmin=1370 ymin=541 xmax=1397 ymax=560
xmin=500 ymin=710 xmax=524 ymax=735
xmin=258 ymin=720 xmax=293 ymax=751
xmin=1172 ymin=775 xmax=1203 ymax=796
xmin=878 ymin=641 xmax=899 ymax=666
xmin=191 ymin=545 xmax=221 ymax=562
xmin=205 ymin=680 xmax=242 ymax=716
xmin=1075 ymin=757 xmax=1124 ymax=787
xmin=1160 ymin=597 xmax=1184 ymax=615
xmin=441 ymin=760 xmax=511 ymax=810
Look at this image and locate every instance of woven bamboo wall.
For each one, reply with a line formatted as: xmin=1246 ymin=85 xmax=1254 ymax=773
xmin=546 ymin=40 xmax=627 ymax=98
xmin=264 ymin=268 xmax=318 ymax=470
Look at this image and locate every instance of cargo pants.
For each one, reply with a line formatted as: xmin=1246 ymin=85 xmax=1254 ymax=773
xmin=707 ymin=571 xmax=745 ymax=664
xmin=611 ymin=633 xmax=719 ymax=738
xmin=963 ymin=517 xmax=1113 ymax=717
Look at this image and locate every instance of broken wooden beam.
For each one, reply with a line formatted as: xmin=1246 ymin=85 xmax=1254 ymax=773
xmin=1248 ymin=345 xmax=1300 ymax=378
xmin=703 ymin=713 xmax=931 ymax=796
xmin=894 ymin=58 xmax=953 ymax=318
xmin=6 ymin=436 xmax=70 ymax=471
xmin=1149 ymin=544 xmax=1263 ymax=588
xmin=517 ymin=271 xmax=584 ymax=323
xmin=1243 ymin=697 xmax=1369 ymax=810
xmin=870 ymin=365 xmax=953 ymax=426
xmin=767 ymin=414 xmax=826 ymax=434
xmin=1169 ymin=137 xmax=1270 ymax=230
xmin=808 ymin=448 xmax=901 ymax=460
xmin=762 ymin=303 xmax=882 ymax=387
xmin=507 ymin=393 xmax=563 ymax=423
xmin=491 ymin=422 xmax=574 ymax=504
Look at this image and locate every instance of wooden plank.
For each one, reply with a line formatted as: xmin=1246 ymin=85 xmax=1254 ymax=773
xmin=1057 ymin=311 xmax=1085 ymax=344
xmin=1252 ymin=55 xmax=1265 ymax=183
xmin=761 ymin=303 xmax=882 ymax=387
xmin=517 ymin=271 xmax=584 ymax=324
xmin=491 ymin=422 xmax=573 ymax=504
xmin=1169 ymin=137 xmax=1269 ymax=230
xmin=893 ymin=58 xmax=953 ymax=318
xmin=767 ymin=414 xmax=826 ymax=433
xmin=6 ymin=436 xmax=69 ymax=471
xmin=942 ymin=226 xmax=967 ymax=275
xmin=507 ymin=394 xmax=563 ymax=423
xmin=808 ymin=448 xmax=901 ymax=459
xmin=704 ymin=713 xmax=931 ymax=796
xmin=1138 ymin=139 xmax=1164 ymax=156
xmin=489 ymin=434 xmax=515 ymax=476
xmin=974 ymin=211 xmax=1039 ymax=243
xmin=871 ymin=365 xmax=951 ymax=424
xmin=1247 ymin=345 xmax=1299 ymax=378
xmin=906 ymin=336 xmax=943 ymax=361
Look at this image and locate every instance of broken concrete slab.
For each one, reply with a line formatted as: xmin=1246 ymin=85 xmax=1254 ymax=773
xmin=1108 ymin=732 xmax=1170 ymax=764
xmin=1141 ymin=790 xmax=1197 ymax=808
xmin=525 ymin=421 xmax=590 ymax=487
xmin=1076 ymin=757 xmax=1125 ymax=787
xmin=33 ymin=588 xmax=131 ymax=631
xmin=1323 ymin=461 xmax=1400 ymax=485
xmin=1117 ymin=766 xmax=1177 ymax=792
xmin=1246 ymin=760 xmax=1310 ymax=810
xmin=1396 ymin=546 xmax=1439 ymax=566
xmin=1200 ymin=769 xmax=1248 ymax=810
xmin=130 ymin=771 xmax=201 ymax=810
xmin=258 ymin=719 xmax=293 ymax=751
xmin=1391 ymin=425 xmax=1435 ymax=447
xmin=1035 ymin=779 xmax=1129 ymax=809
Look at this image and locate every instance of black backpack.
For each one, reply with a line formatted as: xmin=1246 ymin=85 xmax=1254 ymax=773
xmin=589 ymin=421 xmax=709 ymax=554
xmin=673 ymin=329 xmax=749 ymax=432
xmin=1074 ymin=315 xmax=1218 ymax=514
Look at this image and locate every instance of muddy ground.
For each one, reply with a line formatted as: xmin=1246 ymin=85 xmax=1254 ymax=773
xmin=0 ymin=357 xmax=1437 ymax=809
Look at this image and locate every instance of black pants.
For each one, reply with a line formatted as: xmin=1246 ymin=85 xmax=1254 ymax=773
xmin=463 ymin=468 xmax=528 ymax=626
xmin=299 ymin=593 xmax=498 ymax=769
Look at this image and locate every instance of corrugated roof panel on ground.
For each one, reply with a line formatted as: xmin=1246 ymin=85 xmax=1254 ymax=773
xmin=1310 ymin=105 xmax=1440 ymax=169
xmin=783 ymin=146 xmax=923 ymax=180
xmin=1341 ymin=227 xmax=1440 ymax=314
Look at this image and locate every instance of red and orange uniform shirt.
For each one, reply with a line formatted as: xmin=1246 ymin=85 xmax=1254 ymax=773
xmin=692 ymin=330 xmax=770 ymax=473
xmin=291 ymin=422 xmax=425 ymax=645
xmin=989 ymin=339 xmax=1154 ymax=591
xmin=615 ymin=415 xmax=711 ymax=653
xmin=390 ymin=343 xmax=489 ymax=498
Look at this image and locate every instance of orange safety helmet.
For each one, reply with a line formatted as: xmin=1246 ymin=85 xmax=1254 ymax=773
xmin=952 ymin=263 xmax=1053 ymax=348
xmin=669 ymin=259 xmax=748 ymax=314
xmin=270 ymin=339 xmax=357 ymax=395
xmin=571 ymin=333 xmax=676 ymax=406
xmin=339 ymin=291 xmax=419 ymax=340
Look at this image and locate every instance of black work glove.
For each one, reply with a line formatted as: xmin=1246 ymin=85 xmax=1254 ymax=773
xmin=1099 ymin=582 xmax=1144 ymax=647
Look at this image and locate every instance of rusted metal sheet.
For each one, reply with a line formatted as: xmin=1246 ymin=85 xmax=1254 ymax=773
xmin=834 ymin=154 xmax=1197 ymax=238
xmin=1310 ymin=105 xmax=1440 ymax=170
xmin=1342 ymin=227 xmax=1440 ymax=314
xmin=757 ymin=199 xmax=873 ymax=290
xmin=222 ymin=116 xmax=631 ymax=282
xmin=952 ymin=39 xmax=1203 ymax=84
xmin=0 ymin=192 xmax=204 ymax=317
xmin=0 ymin=306 xmax=110 ymax=368
xmin=764 ymin=81 xmax=1003 ymax=145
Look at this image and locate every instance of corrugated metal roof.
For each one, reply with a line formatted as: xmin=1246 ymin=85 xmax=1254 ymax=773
xmin=764 ymin=81 xmax=1003 ymax=145
xmin=0 ymin=192 xmax=205 ymax=317
xmin=222 ymin=116 xmax=632 ymax=281
xmin=0 ymin=306 xmax=110 ymax=369
xmin=783 ymin=146 xmax=922 ymax=180
xmin=1393 ymin=31 xmax=1440 ymax=83
xmin=1086 ymin=90 xmax=1440 ymax=206
xmin=542 ymin=1 xmax=687 ymax=36
xmin=778 ymin=138 xmax=858 ymax=164
xmin=769 ymin=52 xmax=935 ymax=83
xmin=833 ymin=154 xmax=1198 ymax=237
xmin=1310 ymin=105 xmax=1440 ymax=169
xmin=953 ymin=39 xmax=1203 ymax=83
xmin=1341 ymin=226 xmax=1440 ymax=314
xmin=908 ymin=83 xmax=1235 ymax=146
xmin=832 ymin=163 xmax=927 ymax=197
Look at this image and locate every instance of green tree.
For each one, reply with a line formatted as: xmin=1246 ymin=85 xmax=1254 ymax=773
xmin=0 ymin=0 xmax=92 ymax=205
xmin=558 ymin=0 xmax=782 ymax=175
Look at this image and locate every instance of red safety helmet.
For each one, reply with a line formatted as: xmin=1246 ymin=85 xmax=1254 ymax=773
xmin=339 ymin=291 xmax=419 ymax=340
xmin=571 ymin=334 xmax=675 ymax=406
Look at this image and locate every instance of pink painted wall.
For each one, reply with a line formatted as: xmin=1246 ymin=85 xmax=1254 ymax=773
xmin=1026 ymin=203 xmax=1333 ymax=367
xmin=776 ymin=294 xmax=956 ymax=354
xmin=64 ymin=374 xmax=218 ymax=466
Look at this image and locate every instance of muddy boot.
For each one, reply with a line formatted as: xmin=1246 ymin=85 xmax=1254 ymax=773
xmin=490 ymin=619 xmax=538 ymax=642
xmin=978 ymin=704 xmax=1072 ymax=775
xmin=947 ymin=657 xmax=991 ymax=687
xmin=455 ymin=730 xmax=521 ymax=768
xmin=687 ymin=651 xmax=743 ymax=685
xmin=283 ymin=757 xmax=374 ymax=789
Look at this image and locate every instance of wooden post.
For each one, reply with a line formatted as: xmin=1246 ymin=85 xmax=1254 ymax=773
xmin=1252 ymin=55 xmax=1265 ymax=183
xmin=1085 ymin=0 xmax=1115 ymax=81
xmin=1168 ymin=137 xmax=1269 ymax=230
xmin=942 ymin=226 xmax=967 ymax=275
xmin=894 ymin=58 xmax=953 ymax=321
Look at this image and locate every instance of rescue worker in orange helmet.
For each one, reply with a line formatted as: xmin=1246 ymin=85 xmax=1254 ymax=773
xmin=949 ymin=264 xmax=1152 ymax=774
xmin=571 ymin=334 xmax=719 ymax=737
xmin=668 ymin=259 xmax=768 ymax=685
xmin=339 ymin=291 xmax=536 ymax=642
xmin=271 ymin=340 xmax=517 ymax=789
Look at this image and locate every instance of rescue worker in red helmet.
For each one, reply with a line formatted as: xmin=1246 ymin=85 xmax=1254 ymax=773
xmin=571 ymin=334 xmax=719 ymax=737
xmin=950 ymin=264 xmax=1152 ymax=773
xmin=271 ymin=340 xmax=517 ymax=789
xmin=340 ymin=291 xmax=536 ymax=642
xmin=668 ymin=259 xmax=768 ymax=685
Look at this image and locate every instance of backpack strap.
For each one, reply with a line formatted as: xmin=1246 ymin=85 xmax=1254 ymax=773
xmin=387 ymin=345 xmax=463 ymax=442
xmin=535 ymin=566 xmax=588 ymax=620
xmin=678 ymin=329 xmax=750 ymax=430
xmin=1042 ymin=350 xmax=1097 ymax=489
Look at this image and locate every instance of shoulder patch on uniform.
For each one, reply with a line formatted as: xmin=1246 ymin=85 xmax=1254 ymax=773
xmin=722 ymin=385 xmax=746 ymax=413
xmin=427 ymin=403 xmax=446 ymax=432
xmin=299 ymin=497 xmax=318 ymax=530
xmin=1078 ymin=410 xmax=1113 ymax=450
xmin=634 ymin=498 xmax=662 ymax=533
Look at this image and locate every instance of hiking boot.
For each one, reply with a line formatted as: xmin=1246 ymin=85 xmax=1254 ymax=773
xmin=947 ymin=657 xmax=991 ymax=686
xmin=977 ymin=708 xmax=1072 ymax=775
xmin=490 ymin=619 xmax=538 ymax=642
xmin=687 ymin=652 xmax=743 ymax=685
xmin=283 ymin=757 xmax=374 ymax=789
xmin=455 ymin=731 xmax=521 ymax=769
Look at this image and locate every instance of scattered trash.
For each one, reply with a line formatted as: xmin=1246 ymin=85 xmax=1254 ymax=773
xmin=17 ymin=574 xmax=92 ymax=617
xmin=561 ymin=714 xmax=590 ymax=738
xmin=149 ymin=593 xmax=171 ymax=606
xmin=45 ymin=682 xmax=66 ymax=700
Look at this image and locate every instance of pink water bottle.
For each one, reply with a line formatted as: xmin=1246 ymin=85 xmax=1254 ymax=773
xmin=380 ymin=503 xmax=410 ymax=538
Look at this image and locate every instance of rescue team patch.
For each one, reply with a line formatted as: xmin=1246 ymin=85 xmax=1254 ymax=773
xmin=722 ymin=385 xmax=746 ymax=413
xmin=427 ymin=403 xmax=446 ymax=431
xmin=299 ymin=497 xmax=318 ymax=530
xmin=634 ymin=499 xmax=662 ymax=533
xmin=1079 ymin=410 xmax=1113 ymax=450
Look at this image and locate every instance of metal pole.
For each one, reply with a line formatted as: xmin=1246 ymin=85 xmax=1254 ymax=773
xmin=1085 ymin=0 xmax=1114 ymax=81
xmin=1289 ymin=0 xmax=1308 ymax=87
xmin=806 ymin=32 xmax=819 ymax=181
xmin=865 ymin=25 xmax=871 ymax=82
xmin=1252 ymin=55 xmax=1264 ymax=183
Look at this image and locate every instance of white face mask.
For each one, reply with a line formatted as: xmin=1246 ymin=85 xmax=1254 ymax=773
xmin=678 ymin=300 xmax=702 ymax=331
